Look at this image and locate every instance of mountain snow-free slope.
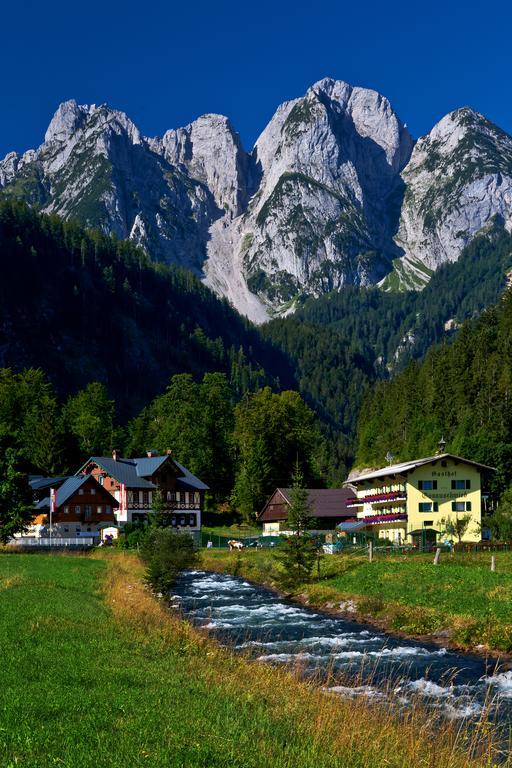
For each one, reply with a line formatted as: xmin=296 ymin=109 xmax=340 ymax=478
xmin=2 ymin=82 xmax=512 ymax=322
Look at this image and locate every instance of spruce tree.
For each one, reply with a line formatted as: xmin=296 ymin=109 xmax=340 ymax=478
xmin=276 ymin=462 xmax=319 ymax=588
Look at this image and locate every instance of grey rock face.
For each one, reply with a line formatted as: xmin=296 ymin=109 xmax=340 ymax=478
xmin=205 ymin=78 xmax=414 ymax=320
xmin=0 ymin=100 xmax=219 ymax=272
xmin=2 ymin=86 xmax=512 ymax=322
xmin=392 ymin=108 xmax=512 ymax=288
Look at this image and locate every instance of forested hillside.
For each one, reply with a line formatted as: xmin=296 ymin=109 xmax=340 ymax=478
xmin=265 ymin=224 xmax=512 ymax=476
xmin=2 ymin=199 xmax=512 ymax=488
xmin=0 ymin=368 xmax=323 ymax=519
xmin=0 ymin=200 xmax=292 ymax=417
xmin=356 ymin=289 xmax=512 ymax=494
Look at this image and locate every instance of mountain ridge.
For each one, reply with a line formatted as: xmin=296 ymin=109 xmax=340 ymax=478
xmin=2 ymin=80 xmax=512 ymax=322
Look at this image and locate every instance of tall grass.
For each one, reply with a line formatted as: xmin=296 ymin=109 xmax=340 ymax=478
xmin=0 ymin=551 xmax=507 ymax=767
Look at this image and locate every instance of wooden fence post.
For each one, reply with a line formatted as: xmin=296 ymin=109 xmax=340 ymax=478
xmin=491 ymin=555 xmax=496 ymax=572
xmin=433 ymin=547 xmax=441 ymax=565
xmin=368 ymin=541 xmax=373 ymax=563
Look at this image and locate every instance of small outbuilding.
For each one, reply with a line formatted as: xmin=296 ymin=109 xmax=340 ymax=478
xmin=257 ymin=488 xmax=355 ymax=535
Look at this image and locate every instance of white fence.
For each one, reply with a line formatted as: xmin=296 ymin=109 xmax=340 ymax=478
xmin=9 ymin=537 xmax=97 ymax=548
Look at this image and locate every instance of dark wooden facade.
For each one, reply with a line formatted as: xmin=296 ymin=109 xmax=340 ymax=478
xmin=33 ymin=475 xmax=117 ymax=536
xmin=258 ymin=488 xmax=355 ymax=531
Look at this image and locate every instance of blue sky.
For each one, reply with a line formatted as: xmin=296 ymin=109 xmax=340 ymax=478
xmin=1 ymin=0 xmax=511 ymax=158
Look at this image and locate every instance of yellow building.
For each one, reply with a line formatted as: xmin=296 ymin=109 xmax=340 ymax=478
xmin=345 ymin=453 xmax=494 ymax=545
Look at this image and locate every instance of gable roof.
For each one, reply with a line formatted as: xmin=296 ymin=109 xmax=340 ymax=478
xmin=36 ymin=475 xmax=118 ymax=510
xmin=76 ymin=454 xmax=209 ymax=491
xmin=258 ymin=488 xmax=354 ymax=521
xmin=346 ymin=453 xmax=496 ymax=485
xmin=135 ymin=456 xmax=169 ymax=477
xmin=174 ymin=460 xmax=209 ymax=491
xmin=77 ymin=457 xmax=156 ymax=488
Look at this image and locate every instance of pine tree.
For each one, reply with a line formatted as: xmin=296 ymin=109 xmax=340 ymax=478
xmin=276 ymin=462 xmax=318 ymax=588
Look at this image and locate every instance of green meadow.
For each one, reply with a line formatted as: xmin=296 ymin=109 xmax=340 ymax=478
xmin=0 ymin=551 xmax=503 ymax=768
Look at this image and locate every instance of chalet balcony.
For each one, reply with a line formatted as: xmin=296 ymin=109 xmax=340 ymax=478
xmin=347 ymin=491 xmax=407 ymax=507
xmin=362 ymin=512 xmax=408 ymax=524
xmin=128 ymin=501 xmax=200 ymax=511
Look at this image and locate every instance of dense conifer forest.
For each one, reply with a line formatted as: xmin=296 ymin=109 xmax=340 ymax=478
xmin=356 ymin=289 xmax=512 ymax=495
xmin=2 ymin=199 xmax=512 ymax=506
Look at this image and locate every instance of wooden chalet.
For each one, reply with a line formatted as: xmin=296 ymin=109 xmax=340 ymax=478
xmin=77 ymin=450 xmax=208 ymax=537
xmin=30 ymin=474 xmax=118 ymax=539
xmin=257 ymin=488 xmax=355 ymax=535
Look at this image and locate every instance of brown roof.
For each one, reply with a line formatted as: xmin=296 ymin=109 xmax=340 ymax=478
xmin=258 ymin=488 xmax=354 ymax=522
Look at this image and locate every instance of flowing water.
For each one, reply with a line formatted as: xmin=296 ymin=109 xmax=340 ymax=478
xmin=172 ymin=570 xmax=512 ymax=726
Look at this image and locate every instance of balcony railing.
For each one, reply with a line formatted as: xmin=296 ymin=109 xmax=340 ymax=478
xmin=347 ymin=491 xmax=407 ymax=506
xmin=362 ymin=512 xmax=407 ymax=524
xmin=128 ymin=502 xmax=200 ymax=511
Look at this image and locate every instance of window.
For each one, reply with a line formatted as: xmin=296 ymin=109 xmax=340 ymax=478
xmin=106 ymin=505 xmax=112 ymax=515
xmin=143 ymin=491 xmax=149 ymax=505
xmin=99 ymin=476 xmax=104 ymax=486
xmin=419 ymin=502 xmax=439 ymax=513
xmin=90 ymin=488 xmax=96 ymax=495
xmin=167 ymin=491 xmax=176 ymax=501
xmin=75 ymin=505 xmax=80 ymax=514
xmin=97 ymin=506 xmax=102 ymax=515
xmin=423 ymin=520 xmax=434 ymax=527
xmin=451 ymin=479 xmax=471 ymax=490
xmin=63 ymin=506 xmax=69 ymax=515
xmin=78 ymin=488 xmax=85 ymax=495
xmin=64 ymin=527 xmax=69 ymax=533
xmin=452 ymin=501 xmax=472 ymax=512
xmin=194 ymin=493 xmax=200 ymax=504
xmin=84 ymin=505 xmax=92 ymax=520
xmin=418 ymin=480 xmax=437 ymax=491
xmin=188 ymin=514 xmax=197 ymax=527
xmin=180 ymin=516 xmax=186 ymax=526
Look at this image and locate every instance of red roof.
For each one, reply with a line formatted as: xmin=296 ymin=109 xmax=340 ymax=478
xmin=258 ymin=488 xmax=355 ymax=522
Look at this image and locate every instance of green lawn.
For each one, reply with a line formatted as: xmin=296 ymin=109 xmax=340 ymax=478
xmin=1 ymin=551 xmax=494 ymax=768
xmin=201 ymin=549 xmax=512 ymax=651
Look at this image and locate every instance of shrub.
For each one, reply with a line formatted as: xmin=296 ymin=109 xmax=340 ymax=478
xmin=142 ymin=528 xmax=198 ymax=593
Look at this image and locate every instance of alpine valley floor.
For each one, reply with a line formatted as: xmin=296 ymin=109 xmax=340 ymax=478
xmin=0 ymin=551 xmax=505 ymax=768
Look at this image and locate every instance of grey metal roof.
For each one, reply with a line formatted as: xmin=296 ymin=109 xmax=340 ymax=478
xmin=29 ymin=476 xmax=70 ymax=491
xmin=174 ymin=460 xmax=209 ymax=491
xmin=34 ymin=479 xmax=87 ymax=508
xmin=346 ymin=453 xmax=495 ymax=485
xmin=135 ymin=456 xmax=168 ymax=477
xmin=78 ymin=457 xmax=156 ymax=488
xmin=76 ymin=455 xmax=208 ymax=491
xmin=336 ymin=520 xmax=367 ymax=532
xmin=35 ymin=475 xmax=118 ymax=509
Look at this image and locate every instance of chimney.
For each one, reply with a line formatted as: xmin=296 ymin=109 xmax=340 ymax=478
xmin=146 ymin=449 xmax=159 ymax=458
xmin=112 ymin=449 xmax=121 ymax=461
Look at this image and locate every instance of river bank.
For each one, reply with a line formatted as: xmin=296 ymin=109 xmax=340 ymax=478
xmin=0 ymin=551 xmax=504 ymax=768
xmin=200 ymin=548 xmax=512 ymax=658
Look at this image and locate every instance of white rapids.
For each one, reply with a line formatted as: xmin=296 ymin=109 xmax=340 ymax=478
xmin=172 ymin=570 xmax=512 ymax=726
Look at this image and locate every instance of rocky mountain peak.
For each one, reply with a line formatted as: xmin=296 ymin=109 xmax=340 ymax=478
xmin=44 ymin=100 xmax=90 ymax=144
xmin=2 ymin=81 xmax=512 ymax=322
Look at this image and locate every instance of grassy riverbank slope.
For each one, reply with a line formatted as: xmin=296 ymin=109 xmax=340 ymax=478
xmin=201 ymin=549 xmax=512 ymax=654
xmin=0 ymin=551 xmax=502 ymax=768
